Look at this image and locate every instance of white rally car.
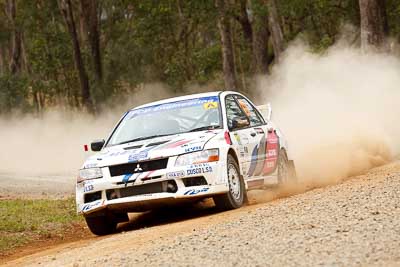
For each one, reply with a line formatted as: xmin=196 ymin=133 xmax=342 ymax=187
xmin=77 ymin=91 xmax=296 ymax=235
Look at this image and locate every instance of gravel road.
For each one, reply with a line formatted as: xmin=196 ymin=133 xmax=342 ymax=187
xmin=4 ymin=162 xmax=400 ymax=267
xmin=0 ymin=173 xmax=75 ymax=199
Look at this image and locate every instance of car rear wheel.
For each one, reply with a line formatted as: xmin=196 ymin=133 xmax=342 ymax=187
xmin=213 ymin=154 xmax=246 ymax=210
xmin=85 ymin=214 xmax=117 ymax=236
xmin=278 ymin=149 xmax=296 ymax=185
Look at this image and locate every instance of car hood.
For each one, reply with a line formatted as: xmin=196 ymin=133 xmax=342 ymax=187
xmin=82 ymin=130 xmax=222 ymax=168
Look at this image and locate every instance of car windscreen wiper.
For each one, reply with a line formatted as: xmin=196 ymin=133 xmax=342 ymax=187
xmin=116 ymin=134 xmax=175 ymax=145
xmin=187 ymin=125 xmax=221 ymax=133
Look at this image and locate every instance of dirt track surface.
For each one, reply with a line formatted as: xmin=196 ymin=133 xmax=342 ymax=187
xmin=3 ymin=162 xmax=400 ymax=267
xmin=0 ymin=173 xmax=75 ymax=199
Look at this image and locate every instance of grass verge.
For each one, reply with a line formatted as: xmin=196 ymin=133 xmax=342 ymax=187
xmin=0 ymin=198 xmax=84 ymax=256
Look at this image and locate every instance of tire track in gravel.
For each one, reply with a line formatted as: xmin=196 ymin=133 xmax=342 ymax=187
xmin=3 ymin=162 xmax=400 ymax=267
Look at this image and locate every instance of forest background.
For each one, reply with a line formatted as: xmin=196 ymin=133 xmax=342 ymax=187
xmin=0 ymin=0 xmax=395 ymax=114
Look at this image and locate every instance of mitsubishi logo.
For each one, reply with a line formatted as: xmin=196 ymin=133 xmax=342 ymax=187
xmin=134 ymin=164 xmax=143 ymax=172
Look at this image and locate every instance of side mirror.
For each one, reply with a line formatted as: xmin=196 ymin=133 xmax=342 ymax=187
xmin=232 ymin=116 xmax=250 ymax=129
xmin=91 ymin=139 xmax=105 ymax=152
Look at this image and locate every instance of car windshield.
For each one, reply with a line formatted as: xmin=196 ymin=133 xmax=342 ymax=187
xmin=107 ymin=96 xmax=222 ymax=146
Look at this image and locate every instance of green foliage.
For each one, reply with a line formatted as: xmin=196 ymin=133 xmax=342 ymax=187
xmin=0 ymin=0 xmax=398 ymax=113
xmin=0 ymin=74 xmax=31 ymax=113
xmin=278 ymin=0 xmax=360 ymax=50
xmin=387 ymin=0 xmax=400 ymax=40
xmin=0 ymin=198 xmax=83 ymax=254
xmin=100 ymin=0 xmax=219 ymax=91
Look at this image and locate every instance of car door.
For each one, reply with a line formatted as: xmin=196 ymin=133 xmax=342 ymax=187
xmin=225 ymin=95 xmax=251 ymax=173
xmin=232 ymin=95 xmax=268 ymax=178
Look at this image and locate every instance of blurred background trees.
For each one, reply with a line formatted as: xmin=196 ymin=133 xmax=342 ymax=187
xmin=0 ymin=0 xmax=396 ymax=114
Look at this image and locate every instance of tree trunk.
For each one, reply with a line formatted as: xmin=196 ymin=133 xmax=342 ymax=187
xmin=80 ymin=0 xmax=103 ymax=83
xmin=20 ymin=32 xmax=31 ymax=74
xmin=216 ymin=0 xmax=238 ymax=90
xmin=0 ymin=46 xmax=5 ymax=74
xmin=7 ymin=0 xmax=22 ymax=74
xmin=359 ymin=0 xmax=388 ymax=51
xmin=266 ymin=0 xmax=284 ymax=62
xmin=59 ymin=0 xmax=94 ymax=112
xmin=251 ymin=12 xmax=270 ymax=74
xmin=236 ymin=0 xmax=253 ymax=42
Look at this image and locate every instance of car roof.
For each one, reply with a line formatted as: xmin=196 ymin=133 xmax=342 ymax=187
xmin=132 ymin=91 xmax=229 ymax=110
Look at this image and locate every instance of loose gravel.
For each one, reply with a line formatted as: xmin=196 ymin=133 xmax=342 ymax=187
xmin=0 ymin=173 xmax=74 ymax=199
xmin=4 ymin=162 xmax=400 ymax=267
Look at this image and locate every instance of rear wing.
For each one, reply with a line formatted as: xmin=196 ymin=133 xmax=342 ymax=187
xmin=256 ymin=103 xmax=272 ymax=121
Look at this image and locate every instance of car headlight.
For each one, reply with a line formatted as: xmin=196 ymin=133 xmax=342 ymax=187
xmin=77 ymin=168 xmax=103 ymax=183
xmin=175 ymin=149 xmax=219 ymax=166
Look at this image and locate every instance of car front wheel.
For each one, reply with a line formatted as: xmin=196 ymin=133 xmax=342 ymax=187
xmin=85 ymin=214 xmax=117 ymax=236
xmin=213 ymin=154 xmax=246 ymax=210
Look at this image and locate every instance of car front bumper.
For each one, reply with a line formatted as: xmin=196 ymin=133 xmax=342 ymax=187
xmin=76 ymin=161 xmax=228 ymax=215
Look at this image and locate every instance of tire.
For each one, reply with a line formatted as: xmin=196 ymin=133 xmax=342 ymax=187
xmin=85 ymin=214 xmax=117 ymax=236
xmin=213 ymin=154 xmax=246 ymax=210
xmin=278 ymin=149 xmax=296 ymax=185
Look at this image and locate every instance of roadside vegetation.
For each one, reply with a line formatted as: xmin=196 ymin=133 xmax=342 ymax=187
xmin=0 ymin=198 xmax=84 ymax=256
xmin=0 ymin=0 xmax=395 ymax=114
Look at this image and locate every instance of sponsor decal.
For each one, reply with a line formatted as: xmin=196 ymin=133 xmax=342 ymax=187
xmin=184 ymin=187 xmax=210 ymax=195
xmin=234 ymin=133 xmax=241 ymax=144
xmin=166 ymin=170 xmax=185 ymax=179
xmin=128 ymin=143 xmax=163 ymax=162
xmin=128 ymin=151 xmax=149 ymax=162
xmin=186 ymin=163 xmax=213 ymax=175
xmin=121 ymin=173 xmax=143 ymax=186
xmin=184 ymin=145 xmax=202 ymax=153
xmin=79 ymin=180 xmax=93 ymax=189
xmin=106 ymin=151 xmax=130 ymax=157
xmin=268 ymin=149 xmax=277 ymax=157
xmin=265 ymin=161 xmax=274 ymax=168
xmin=83 ymin=184 xmax=94 ymax=192
xmin=239 ymin=146 xmax=249 ymax=158
xmin=127 ymin=96 xmax=220 ymax=118
xmin=81 ymin=200 xmax=104 ymax=212
xmin=203 ymin=101 xmax=218 ymax=110
xmin=122 ymin=173 xmax=134 ymax=184
xmin=262 ymin=131 xmax=279 ymax=175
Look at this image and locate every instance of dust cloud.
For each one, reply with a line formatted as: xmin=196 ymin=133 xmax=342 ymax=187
xmin=0 ymin=83 xmax=217 ymax=178
xmin=256 ymin=41 xmax=400 ymax=188
xmin=1 ymin=41 xmax=400 ymax=196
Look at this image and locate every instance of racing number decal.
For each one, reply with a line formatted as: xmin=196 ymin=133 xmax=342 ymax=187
xmin=262 ymin=131 xmax=279 ymax=174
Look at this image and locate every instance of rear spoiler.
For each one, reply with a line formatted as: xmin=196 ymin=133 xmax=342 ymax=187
xmin=256 ymin=103 xmax=272 ymax=121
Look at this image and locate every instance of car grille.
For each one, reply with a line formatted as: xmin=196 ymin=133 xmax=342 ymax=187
xmin=106 ymin=180 xmax=178 ymax=200
xmin=108 ymin=158 xmax=168 ymax=177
